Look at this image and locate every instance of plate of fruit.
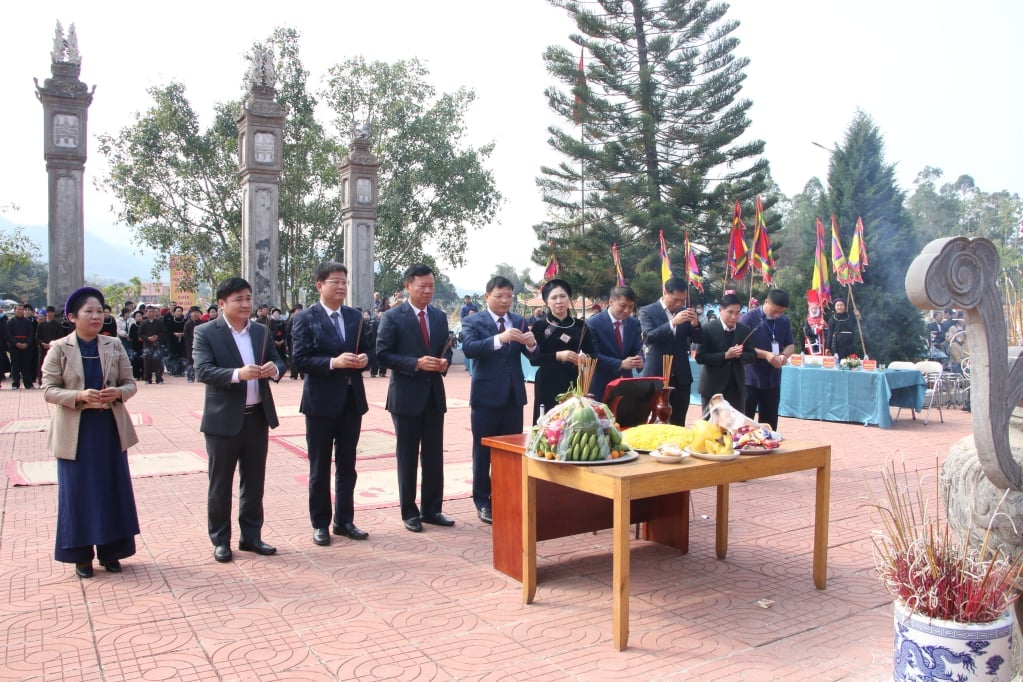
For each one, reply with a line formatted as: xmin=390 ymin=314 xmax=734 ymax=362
xmin=684 ymin=420 xmax=739 ymax=461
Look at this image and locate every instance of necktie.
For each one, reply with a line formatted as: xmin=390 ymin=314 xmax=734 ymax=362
xmin=418 ymin=310 xmax=430 ymax=347
xmin=614 ymin=320 xmax=623 ymax=353
xmin=497 ymin=317 xmax=506 ymax=333
xmin=331 ymin=311 xmax=345 ymax=343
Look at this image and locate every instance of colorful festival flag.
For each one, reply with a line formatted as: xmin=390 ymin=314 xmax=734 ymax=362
xmin=612 ymin=242 xmax=626 ymax=286
xmin=811 ymin=217 xmax=832 ymax=306
xmin=726 ymin=201 xmax=749 ymax=280
xmin=750 ymin=196 xmax=775 ymax=284
xmin=685 ymin=231 xmax=704 ymax=293
xmin=830 ymin=215 xmax=852 ymax=285
xmin=658 ymin=230 xmax=672 ymax=287
xmin=572 ymin=48 xmax=586 ymax=125
xmin=541 ymin=250 xmax=560 ymax=285
xmin=847 ymin=216 xmax=869 ymax=282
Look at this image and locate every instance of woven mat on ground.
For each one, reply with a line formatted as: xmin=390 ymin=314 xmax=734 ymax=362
xmin=4 ymin=450 xmax=207 ymax=486
xmin=293 ymin=460 xmax=474 ymax=510
xmin=0 ymin=412 xmax=152 ymax=434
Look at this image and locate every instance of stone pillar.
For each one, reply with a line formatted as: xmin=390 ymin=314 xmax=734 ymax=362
xmin=339 ymin=126 xmax=380 ymax=311
xmin=237 ymin=46 xmax=284 ymax=308
xmin=35 ymin=22 xmax=94 ymax=308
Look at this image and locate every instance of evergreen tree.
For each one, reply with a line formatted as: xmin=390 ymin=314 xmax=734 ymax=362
xmin=826 ymin=111 xmax=925 ymax=364
xmin=536 ymin=0 xmax=770 ymax=303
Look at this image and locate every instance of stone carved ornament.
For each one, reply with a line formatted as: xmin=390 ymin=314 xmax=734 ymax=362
xmin=51 ymin=21 xmax=82 ymax=65
xmin=247 ymin=45 xmax=276 ymax=89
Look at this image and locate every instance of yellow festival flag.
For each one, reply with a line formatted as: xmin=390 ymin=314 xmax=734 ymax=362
xmin=658 ymin=230 xmax=671 ymax=286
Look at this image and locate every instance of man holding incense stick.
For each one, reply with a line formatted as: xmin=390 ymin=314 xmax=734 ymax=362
xmin=639 ymin=276 xmax=702 ymax=426
xmin=193 ymin=277 xmax=286 ymax=563
xmin=291 ymin=262 xmax=373 ymax=547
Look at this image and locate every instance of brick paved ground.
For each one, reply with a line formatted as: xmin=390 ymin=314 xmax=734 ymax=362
xmin=0 ymin=364 xmax=974 ymax=680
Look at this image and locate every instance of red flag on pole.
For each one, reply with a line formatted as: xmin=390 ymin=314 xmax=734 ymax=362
xmin=685 ymin=231 xmax=704 ymax=293
xmin=612 ymin=242 xmax=625 ymax=286
xmin=726 ymin=201 xmax=749 ymax=280
xmin=750 ymin=196 xmax=775 ymax=285
xmin=572 ymin=48 xmax=586 ymax=125
xmin=811 ymin=218 xmax=831 ymax=306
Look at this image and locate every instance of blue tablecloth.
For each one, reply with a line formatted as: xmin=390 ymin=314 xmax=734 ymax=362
xmin=687 ymin=359 xmax=925 ymax=429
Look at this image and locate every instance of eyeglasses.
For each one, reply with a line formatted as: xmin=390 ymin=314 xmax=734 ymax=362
xmin=324 ymin=279 xmax=349 ymax=287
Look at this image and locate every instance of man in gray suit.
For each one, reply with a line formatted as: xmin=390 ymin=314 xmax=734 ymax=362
xmin=193 ymin=277 xmax=286 ymax=563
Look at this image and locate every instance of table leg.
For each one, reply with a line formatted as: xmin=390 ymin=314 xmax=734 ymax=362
xmin=612 ymin=482 xmax=631 ymax=651
xmin=523 ymin=465 xmax=537 ymax=604
xmin=715 ymin=484 xmax=729 ymax=560
xmin=813 ymin=460 xmax=831 ymax=589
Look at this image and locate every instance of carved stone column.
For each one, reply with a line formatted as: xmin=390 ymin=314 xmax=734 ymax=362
xmin=237 ymin=46 xmax=284 ymax=307
xmin=339 ymin=128 xmax=380 ymax=312
xmin=35 ymin=22 xmax=94 ymax=308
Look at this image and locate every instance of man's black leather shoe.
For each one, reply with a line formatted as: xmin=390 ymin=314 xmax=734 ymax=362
xmin=403 ymin=517 xmax=423 ymax=533
xmin=313 ymin=528 xmax=331 ymax=546
xmin=214 ymin=545 xmax=232 ymax=563
xmin=421 ymin=513 xmax=455 ymax=527
xmin=477 ymin=508 xmax=493 ymax=525
xmin=75 ymin=562 xmax=94 ymax=578
xmin=238 ymin=540 xmax=276 ymax=555
xmin=99 ymin=559 xmax=123 ymax=573
xmin=333 ymin=522 xmax=369 ymax=540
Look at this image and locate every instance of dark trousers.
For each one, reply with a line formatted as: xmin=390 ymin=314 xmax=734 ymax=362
xmin=667 ymin=379 xmax=692 ymax=426
xmin=143 ymin=350 xmax=163 ymax=383
xmin=391 ymin=396 xmax=444 ymax=521
xmin=56 ymin=536 xmax=136 ymax=564
xmin=205 ymin=410 xmax=268 ymax=546
xmin=470 ymin=399 xmax=523 ymax=512
xmin=10 ymin=347 xmax=34 ymax=388
xmin=306 ymin=402 xmax=362 ymax=529
xmin=744 ymin=384 xmax=781 ymax=431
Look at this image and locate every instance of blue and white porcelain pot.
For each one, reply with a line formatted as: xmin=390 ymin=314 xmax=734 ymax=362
xmin=893 ymin=601 xmax=1013 ymax=681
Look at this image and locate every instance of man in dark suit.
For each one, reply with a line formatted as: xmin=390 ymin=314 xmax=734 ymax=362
xmin=638 ymin=276 xmax=702 ymax=426
xmin=291 ymin=263 xmax=373 ymax=547
xmin=193 ymin=277 xmax=286 ymax=563
xmin=460 ymin=275 xmax=536 ymax=524
xmin=586 ymin=285 xmax=644 ymax=404
xmin=695 ymin=293 xmax=756 ymax=411
xmin=376 ymin=264 xmax=454 ymax=532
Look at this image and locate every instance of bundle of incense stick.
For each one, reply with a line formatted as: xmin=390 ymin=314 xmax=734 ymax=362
xmin=353 ymin=316 xmax=364 ymax=354
xmin=577 ymin=356 xmax=598 ymax=397
xmin=258 ymin=323 xmax=270 ymax=365
xmin=577 ymin=321 xmax=588 ymax=353
xmin=662 ymin=354 xmax=674 ymax=383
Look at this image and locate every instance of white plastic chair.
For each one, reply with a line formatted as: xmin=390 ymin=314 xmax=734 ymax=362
xmin=889 ymin=361 xmax=920 ymax=422
xmin=914 ymin=360 xmax=945 ymax=424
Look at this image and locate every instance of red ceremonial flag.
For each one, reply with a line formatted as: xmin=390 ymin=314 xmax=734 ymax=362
xmin=685 ymin=231 xmax=704 ymax=293
xmin=750 ymin=195 xmax=775 ymax=284
xmin=727 ymin=201 xmax=749 ymax=280
xmin=541 ymin=243 xmax=560 ymax=285
xmin=811 ymin=217 xmax=831 ymax=306
xmin=612 ymin=242 xmax=625 ymax=286
xmin=572 ymin=48 xmax=586 ymax=125
xmin=659 ymin=230 xmax=672 ymax=287
xmin=830 ymin=215 xmax=852 ymax=286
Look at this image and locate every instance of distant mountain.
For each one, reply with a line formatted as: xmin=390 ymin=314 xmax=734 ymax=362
xmin=0 ymin=216 xmax=160 ymax=283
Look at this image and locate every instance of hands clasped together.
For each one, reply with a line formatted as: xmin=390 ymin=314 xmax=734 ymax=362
xmin=76 ymin=387 xmax=122 ymax=410
xmin=330 ymin=353 xmax=369 ymax=371
xmin=238 ymin=362 xmax=280 ymax=381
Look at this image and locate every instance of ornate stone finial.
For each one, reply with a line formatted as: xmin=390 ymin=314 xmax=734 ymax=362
xmin=247 ymin=45 xmax=276 ymax=89
xmin=51 ymin=21 xmax=64 ymax=63
xmin=50 ymin=20 xmax=82 ymax=65
xmin=905 ymin=236 xmax=1023 ymax=491
xmin=353 ymin=121 xmax=372 ymax=140
xmin=66 ymin=23 xmax=81 ymax=64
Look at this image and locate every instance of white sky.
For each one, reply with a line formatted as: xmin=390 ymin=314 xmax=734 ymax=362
xmin=4 ymin=1 xmax=1021 ymax=292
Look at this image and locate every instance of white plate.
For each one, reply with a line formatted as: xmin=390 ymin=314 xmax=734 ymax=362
xmin=736 ymin=445 xmax=780 ymax=455
xmin=648 ymin=451 xmax=689 ymax=464
xmin=684 ymin=448 xmax=740 ymax=462
xmin=526 ymin=451 xmax=640 ymax=465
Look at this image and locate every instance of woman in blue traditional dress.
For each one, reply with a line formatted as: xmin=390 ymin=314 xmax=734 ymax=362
xmin=42 ymin=287 xmax=140 ymax=579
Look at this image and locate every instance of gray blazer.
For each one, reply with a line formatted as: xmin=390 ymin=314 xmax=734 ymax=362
xmin=42 ymin=333 xmax=139 ymax=460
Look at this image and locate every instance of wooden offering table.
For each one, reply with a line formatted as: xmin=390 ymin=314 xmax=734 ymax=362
xmin=483 ymin=435 xmax=831 ymax=651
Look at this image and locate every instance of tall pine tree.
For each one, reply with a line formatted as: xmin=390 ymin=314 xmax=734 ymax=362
xmin=827 ymin=111 xmax=925 ymax=363
xmin=536 ymin=0 xmax=769 ymax=302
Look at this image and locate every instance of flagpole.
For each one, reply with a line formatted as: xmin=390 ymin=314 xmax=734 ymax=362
xmin=846 ymin=283 xmax=868 ymax=358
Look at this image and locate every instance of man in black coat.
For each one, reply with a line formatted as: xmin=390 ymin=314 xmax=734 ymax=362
xmin=638 ymin=277 xmax=702 ymax=426
xmin=290 ymin=263 xmax=373 ymax=546
xmin=695 ymin=293 xmax=756 ymax=412
xmin=193 ymin=277 xmax=286 ymax=564
xmin=7 ymin=303 xmax=36 ymax=389
xmin=376 ymin=264 xmax=454 ymax=533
